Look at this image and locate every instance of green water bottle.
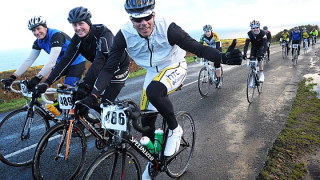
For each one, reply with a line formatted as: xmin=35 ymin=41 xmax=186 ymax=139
xmin=140 ymin=136 xmax=155 ymax=154
xmin=154 ymin=129 xmax=164 ymax=152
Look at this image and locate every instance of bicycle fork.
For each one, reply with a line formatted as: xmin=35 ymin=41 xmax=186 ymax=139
xmin=21 ymin=107 xmax=35 ymax=140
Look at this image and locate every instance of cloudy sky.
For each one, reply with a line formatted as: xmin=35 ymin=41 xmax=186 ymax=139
xmin=1 ymin=0 xmax=319 ymax=50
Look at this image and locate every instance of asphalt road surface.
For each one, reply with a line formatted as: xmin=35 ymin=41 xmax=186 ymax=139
xmin=1 ymin=42 xmax=319 ymax=179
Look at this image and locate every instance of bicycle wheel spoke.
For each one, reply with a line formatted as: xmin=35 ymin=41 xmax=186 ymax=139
xmin=0 ymin=107 xmax=48 ymax=166
xmin=246 ymin=71 xmax=255 ymax=103
xmin=198 ymin=67 xmax=211 ymax=97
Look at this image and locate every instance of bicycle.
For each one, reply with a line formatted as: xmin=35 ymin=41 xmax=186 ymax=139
xmin=292 ymin=43 xmax=299 ymax=66
xmin=32 ymin=89 xmax=139 ymax=180
xmin=0 ymin=80 xmax=59 ymax=167
xmin=246 ymin=57 xmax=263 ymax=103
xmin=82 ymin=99 xmax=195 ymax=179
xmin=303 ymin=38 xmax=309 ymax=54
xmin=265 ymin=42 xmax=270 ymax=63
xmin=194 ymin=56 xmax=224 ymax=97
xmin=281 ymin=40 xmax=289 ymax=59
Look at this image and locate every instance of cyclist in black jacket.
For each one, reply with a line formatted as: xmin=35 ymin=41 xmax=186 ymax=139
xmin=243 ymin=20 xmax=268 ymax=83
xmin=36 ymin=7 xmax=130 ymax=105
xmin=263 ymin=26 xmax=272 ymax=61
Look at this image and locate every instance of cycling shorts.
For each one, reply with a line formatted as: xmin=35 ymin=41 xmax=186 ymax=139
xmin=140 ymin=60 xmax=187 ymax=111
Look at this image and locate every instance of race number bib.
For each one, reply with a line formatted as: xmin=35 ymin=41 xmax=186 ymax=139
xmin=292 ymin=44 xmax=299 ymax=48
xmin=20 ymin=83 xmax=32 ymax=97
xmin=247 ymin=59 xmax=258 ymax=67
xmin=58 ymin=94 xmax=73 ymax=109
xmin=101 ymin=105 xmax=127 ymax=131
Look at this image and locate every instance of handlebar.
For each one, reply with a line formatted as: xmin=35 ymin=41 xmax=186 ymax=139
xmin=41 ymin=86 xmax=75 ymax=105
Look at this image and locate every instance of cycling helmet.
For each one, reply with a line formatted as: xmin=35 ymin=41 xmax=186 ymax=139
xmin=203 ymin=25 xmax=212 ymax=32
xmin=250 ymin=20 xmax=260 ymax=28
xmin=68 ymin=6 xmax=92 ymax=25
xmin=293 ymin=26 xmax=299 ymax=30
xmin=263 ymin=26 xmax=268 ymax=30
xmin=302 ymin=27 xmax=306 ymax=30
xmin=28 ymin=16 xmax=46 ymax=30
xmin=124 ymin=0 xmax=155 ymax=17
xmin=284 ymin=29 xmax=288 ymax=32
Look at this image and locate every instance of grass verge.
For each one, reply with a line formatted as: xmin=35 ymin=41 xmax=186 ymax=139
xmin=257 ymin=77 xmax=320 ymax=179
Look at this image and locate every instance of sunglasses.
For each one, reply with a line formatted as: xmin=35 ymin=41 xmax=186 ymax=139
xmin=131 ymin=14 xmax=153 ymax=23
xmin=251 ymin=27 xmax=259 ymax=30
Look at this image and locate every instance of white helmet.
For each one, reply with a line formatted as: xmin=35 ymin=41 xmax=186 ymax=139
xmin=28 ymin=16 xmax=46 ymax=30
xmin=250 ymin=20 xmax=260 ymax=28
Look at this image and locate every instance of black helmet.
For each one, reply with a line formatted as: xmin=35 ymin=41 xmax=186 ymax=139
xmin=284 ymin=29 xmax=288 ymax=32
xmin=263 ymin=26 xmax=268 ymax=30
xmin=28 ymin=16 xmax=46 ymax=30
xmin=124 ymin=0 xmax=155 ymax=14
xmin=68 ymin=6 xmax=92 ymax=25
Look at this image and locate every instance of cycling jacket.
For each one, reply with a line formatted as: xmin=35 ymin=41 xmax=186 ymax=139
xmin=199 ymin=32 xmax=221 ymax=51
xmin=91 ymin=16 xmax=223 ymax=96
xmin=281 ymin=32 xmax=290 ymax=41
xmin=243 ymin=30 xmax=268 ymax=55
xmin=291 ymin=30 xmax=302 ymax=41
xmin=46 ymin=24 xmax=130 ymax=89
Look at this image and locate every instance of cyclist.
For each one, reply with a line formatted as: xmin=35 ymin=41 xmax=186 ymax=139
xmin=35 ymin=7 xmax=130 ymax=110
xmin=79 ymin=1 xmax=241 ymax=179
xmin=243 ymin=20 xmax=268 ymax=83
xmin=263 ymin=26 xmax=272 ymax=61
xmin=280 ymin=29 xmax=290 ymax=55
xmin=310 ymin=28 xmax=318 ymax=44
xmin=290 ymin=26 xmax=302 ymax=61
xmin=302 ymin=27 xmax=310 ymax=48
xmin=200 ymin=24 xmax=223 ymax=88
xmin=2 ymin=15 xmax=85 ymax=107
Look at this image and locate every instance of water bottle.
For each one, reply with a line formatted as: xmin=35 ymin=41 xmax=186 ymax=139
xmin=140 ymin=136 xmax=155 ymax=154
xmin=154 ymin=129 xmax=164 ymax=152
xmin=87 ymin=108 xmax=100 ymax=123
xmin=46 ymin=104 xmax=61 ymax=117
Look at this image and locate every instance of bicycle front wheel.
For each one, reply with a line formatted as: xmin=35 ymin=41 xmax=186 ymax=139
xmin=282 ymin=46 xmax=287 ymax=59
xmin=198 ymin=67 xmax=211 ymax=97
xmin=293 ymin=49 xmax=298 ymax=66
xmin=246 ymin=71 xmax=256 ymax=103
xmin=166 ymin=111 xmax=195 ymax=178
xmin=32 ymin=122 xmax=87 ymax=180
xmin=0 ymin=107 xmax=49 ymax=167
xmin=82 ymin=149 xmax=141 ymax=180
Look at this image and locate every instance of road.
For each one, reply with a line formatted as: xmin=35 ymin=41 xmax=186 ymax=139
xmin=1 ymin=43 xmax=319 ymax=179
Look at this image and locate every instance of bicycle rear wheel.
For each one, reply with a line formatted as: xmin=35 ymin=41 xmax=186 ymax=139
xmin=0 ymin=107 xmax=49 ymax=167
xmin=246 ymin=71 xmax=256 ymax=103
xmin=32 ymin=122 xmax=87 ymax=180
xmin=166 ymin=111 xmax=195 ymax=178
xmin=82 ymin=149 xmax=141 ymax=180
xmin=198 ymin=67 xmax=211 ymax=97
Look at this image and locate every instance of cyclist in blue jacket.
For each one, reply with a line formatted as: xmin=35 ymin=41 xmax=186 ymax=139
xmin=290 ymin=26 xmax=302 ymax=61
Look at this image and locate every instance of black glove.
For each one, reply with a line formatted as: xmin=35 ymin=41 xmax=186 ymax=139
xmin=221 ymin=39 xmax=242 ymax=65
xmin=73 ymin=81 xmax=91 ymax=102
xmin=2 ymin=75 xmax=16 ymax=87
xmin=80 ymin=94 xmax=98 ymax=108
xmin=27 ymin=76 xmax=41 ymax=90
xmin=35 ymin=82 xmax=49 ymax=95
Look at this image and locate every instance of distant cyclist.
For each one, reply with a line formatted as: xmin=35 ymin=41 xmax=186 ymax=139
xmin=263 ymin=26 xmax=272 ymax=61
xmin=280 ymin=29 xmax=290 ymax=55
xmin=243 ymin=20 xmax=268 ymax=83
xmin=200 ymin=24 xmax=223 ymax=88
xmin=290 ymin=26 xmax=302 ymax=61
xmin=2 ymin=15 xmax=85 ymax=107
xmin=302 ymin=27 xmax=310 ymax=48
xmin=310 ymin=28 xmax=318 ymax=44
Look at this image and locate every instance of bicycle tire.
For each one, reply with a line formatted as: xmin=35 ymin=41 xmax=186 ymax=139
xmin=166 ymin=111 xmax=195 ymax=178
xmin=0 ymin=106 xmax=49 ymax=167
xmin=32 ymin=122 xmax=87 ymax=180
xmin=198 ymin=66 xmax=211 ymax=97
xmin=246 ymin=70 xmax=255 ymax=103
xmin=82 ymin=148 xmax=141 ymax=180
xmin=256 ymin=74 xmax=263 ymax=94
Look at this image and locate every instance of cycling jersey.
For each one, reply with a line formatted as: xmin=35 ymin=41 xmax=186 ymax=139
xmin=310 ymin=30 xmax=318 ymax=36
xmin=243 ymin=30 xmax=268 ymax=59
xmin=302 ymin=31 xmax=310 ymax=39
xmin=265 ymin=30 xmax=272 ymax=43
xmin=46 ymin=24 xmax=130 ymax=90
xmin=291 ymin=30 xmax=302 ymax=42
xmin=199 ymin=32 xmax=221 ymax=50
xmin=91 ymin=17 xmax=224 ymax=97
xmin=281 ymin=32 xmax=290 ymax=41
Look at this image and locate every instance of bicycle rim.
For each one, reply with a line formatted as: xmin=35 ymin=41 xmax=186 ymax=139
xmin=0 ymin=107 xmax=49 ymax=167
xmin=198 ymin=67 xmax=211 ymax=97
xmin=82 ymin=149 xmax=141 ymax=180
xmin=257 ymin=76 xmax=263 ymax=94
xmin=246 ymin=71 xmax=255 ymax=103
xmin=32 ymin=123 xmax=87 ymax=180
xmin=166 ymin=111 xmax=195 ymax=178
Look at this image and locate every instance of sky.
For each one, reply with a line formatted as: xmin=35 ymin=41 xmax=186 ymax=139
xmin=1 ymin=0 xmax=319 ymax=50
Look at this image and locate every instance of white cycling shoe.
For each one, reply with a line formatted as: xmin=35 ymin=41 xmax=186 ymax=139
xmin=258 ymin=72 xmax=264 ymax=82
xmin=164 ymin=125 xmax=183 ymax=156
